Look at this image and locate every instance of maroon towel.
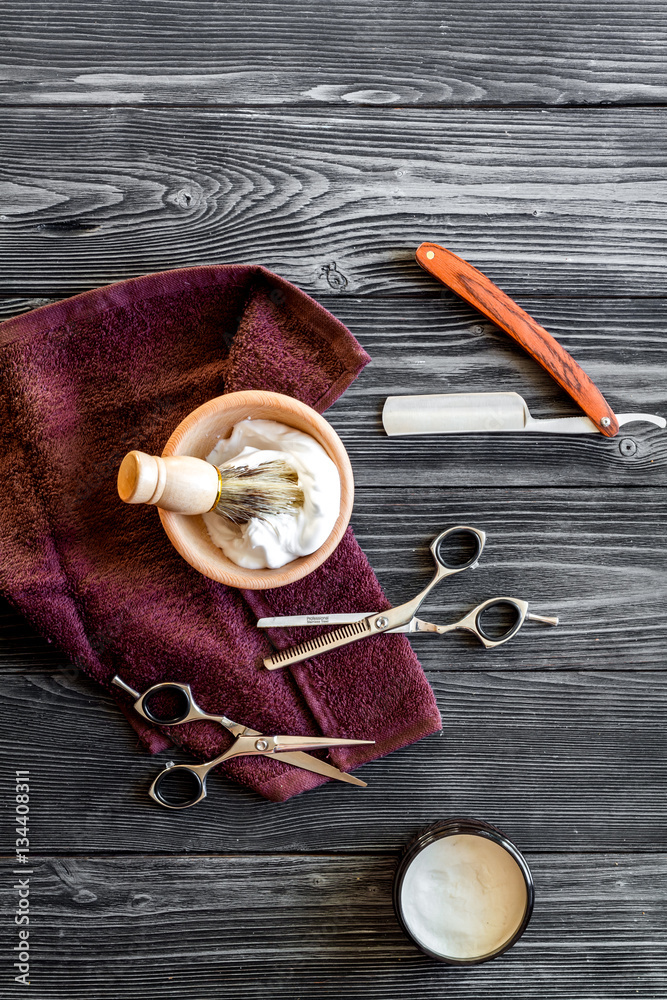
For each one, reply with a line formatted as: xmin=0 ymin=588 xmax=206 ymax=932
xmin=0 ymin=265 xmax=441 ymax=802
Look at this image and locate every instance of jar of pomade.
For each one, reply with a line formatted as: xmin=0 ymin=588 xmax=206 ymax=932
xmin=393 ymin=818 xmax=534 ymax=965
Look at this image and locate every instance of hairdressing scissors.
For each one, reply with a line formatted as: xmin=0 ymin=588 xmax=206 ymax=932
xmin=112 ymin=675 xmax=374 ymax=808
xmin=258 ymin=525 xmax=558 ymax=670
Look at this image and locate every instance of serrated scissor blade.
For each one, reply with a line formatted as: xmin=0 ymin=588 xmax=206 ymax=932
xmin=264 ymin=616 xmax=375 ymax=669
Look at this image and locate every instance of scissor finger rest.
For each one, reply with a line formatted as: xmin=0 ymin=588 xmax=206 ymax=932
xmin=415 ymin=597 xmax=559 ymax=648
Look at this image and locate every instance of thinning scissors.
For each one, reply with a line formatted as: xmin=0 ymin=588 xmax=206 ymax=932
xmin=258 ymin=525 xmax=558 ymax=670
xmin=112 ymin=675 xmax=374 ymax=808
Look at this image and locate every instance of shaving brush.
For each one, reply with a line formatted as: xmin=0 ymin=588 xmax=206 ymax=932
xmin=118 ymin=450 xmax=304 ymax=524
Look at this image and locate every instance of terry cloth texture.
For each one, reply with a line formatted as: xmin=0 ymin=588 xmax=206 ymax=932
xmin=0 ymin=265 xmax=442 ymax=802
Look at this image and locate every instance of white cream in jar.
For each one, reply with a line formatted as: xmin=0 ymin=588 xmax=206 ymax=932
xmin=202 ymin=418 xmax=340 ymax=570
xmin=399 ymin=832 xmax=530 ymax=961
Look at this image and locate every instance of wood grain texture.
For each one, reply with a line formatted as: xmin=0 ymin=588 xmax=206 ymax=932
xmin=0 ymin=665 xmax=664 ymax=853
xmin=2 ymin=1 xmax=667 ymax=107
xmin=0 ymin=296 xmax=54 ymax=319
xmin=5 ymin=293 xmax=665 ymax=484
xmin=2 ymin=108 xmax=667 ymax=296
xmin=2 ymin=486 xmax=665 ymax=673
xmin=325 ymin=298 xmax=667 ymax=485
xmin=349 ymin=488 xmax=667 ymax=670
xmin=1 ymin=8 xmax=666 ymax=995
xmin=0 ymin=853 xmax=664 ymax=999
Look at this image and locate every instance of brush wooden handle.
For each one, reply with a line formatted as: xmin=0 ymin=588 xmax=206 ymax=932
xmin=118 ymin=451 xmax=219 ymax=515
xmin=416 ymin=242 xmax=619 ymax=437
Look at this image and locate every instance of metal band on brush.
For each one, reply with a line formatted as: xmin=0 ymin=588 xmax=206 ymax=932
xmin=208 ymin=467 xmax=224 ymax=513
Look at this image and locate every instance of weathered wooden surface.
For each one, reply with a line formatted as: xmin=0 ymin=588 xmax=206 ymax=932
xmin=2 ymin=1 xmax=667 ymax=107
xmin=2 ymin=108 xmax=667 ymax=296
xmin=2 ymin=3 xmax=667 ymax=998
xmin=2 ymin=487 xmax=665 ymax=675
xmin=0 ymin=854 xmax=665 ymax=999
xmin=1 ymin=666 xmax=665 ymax=854
xmin=2 ymin=295 xmax=666 ymax=485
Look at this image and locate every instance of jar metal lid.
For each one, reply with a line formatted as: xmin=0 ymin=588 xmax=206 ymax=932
xmin=393 ymin=817 xmax=535 ymax=965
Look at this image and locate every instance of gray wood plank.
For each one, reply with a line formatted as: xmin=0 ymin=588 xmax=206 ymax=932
xmin=2 ymin=294 xmax=666 ymax=483
xmin=350 ymin=488 xmax=667 ymax=669
xmin=0 ymin=297 xmax=54 ymax=320
xmin=3 ymin=293 xmax=666 ymax=483
xmin=1 ymin=7 xmax=664 ymax=1000
xmin=1 ymin=666 xmax=664 ymax=853
xmin=2 ymin=485 xmax=664 ymax=673
xmin=326 ymin=298 xmax=667 ymax=485
xmin=2 ymin=1 xmax=667 ymax=107
xmin=2 ymin=108 xmax=667 ymax=295
xmin=0 ymin=853 xmax=664 ymax=999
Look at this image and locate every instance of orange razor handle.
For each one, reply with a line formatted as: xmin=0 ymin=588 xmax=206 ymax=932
xmin=416 ymin=242 xmax=619 ymax=437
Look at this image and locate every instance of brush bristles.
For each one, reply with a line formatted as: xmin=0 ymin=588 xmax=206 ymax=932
xmin=214 ymin=459 xmax=305 ymax=525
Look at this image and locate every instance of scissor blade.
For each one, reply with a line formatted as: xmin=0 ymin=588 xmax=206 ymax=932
xmin=275 ymin=736 xmax=375 ymax=752
xmin=275 ymin=750 xmax=368 ymax=787
xmin=257 ymin=613 xmax=372 ymax=628
xmin=258 ymin=616 xmax=424 ymax=635
xmin=264 ymin=616 xmax=377 ymax=669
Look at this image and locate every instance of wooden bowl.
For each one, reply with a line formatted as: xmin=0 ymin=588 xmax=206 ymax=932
xmin=158 ymin=391 xmax=354 ymax=589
